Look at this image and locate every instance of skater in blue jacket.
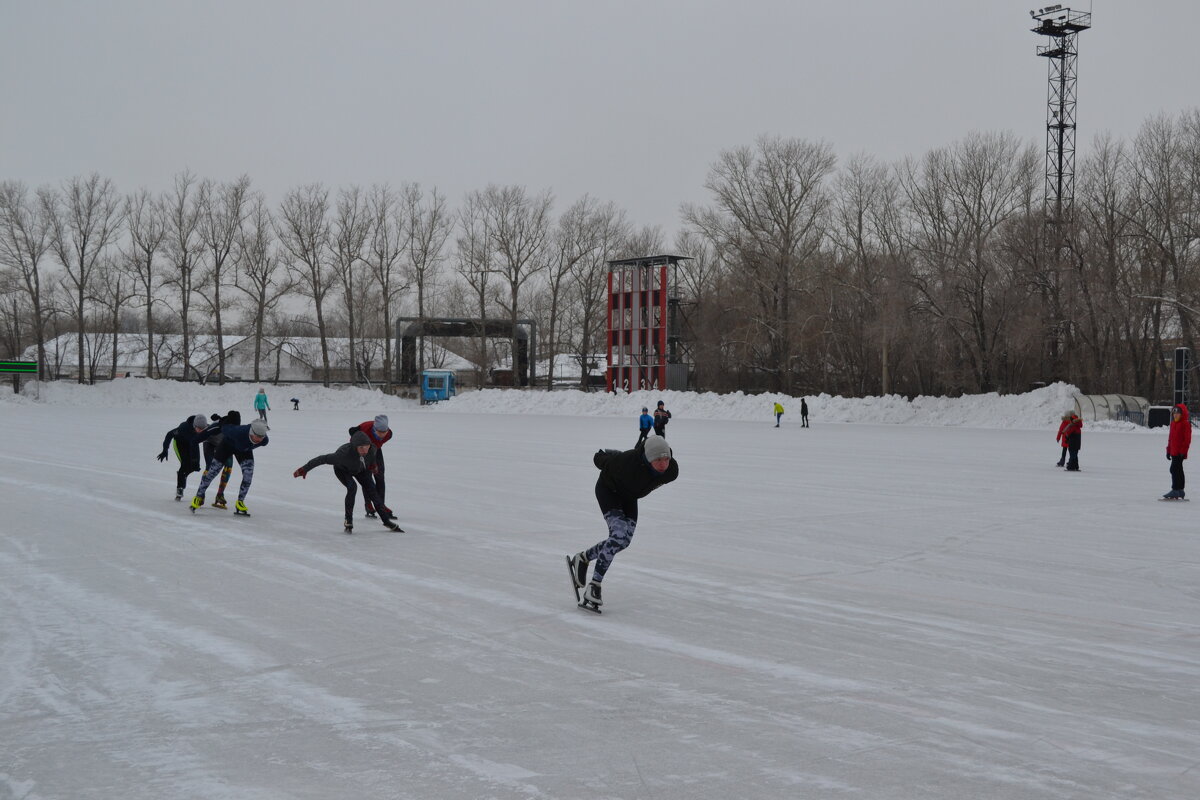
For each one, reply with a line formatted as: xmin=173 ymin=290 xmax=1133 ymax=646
xmin=636 ymin=406 xmax=653 ymax=446
xmin=191 ymin=418 xmax=270 ymax=515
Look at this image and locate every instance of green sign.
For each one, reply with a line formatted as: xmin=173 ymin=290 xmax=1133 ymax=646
xmin=0 ymin=361 xmax=37 ymax=374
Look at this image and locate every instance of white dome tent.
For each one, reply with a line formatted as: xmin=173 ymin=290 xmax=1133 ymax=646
xmin=1073 ymin=393 xmax=1150 ymax=425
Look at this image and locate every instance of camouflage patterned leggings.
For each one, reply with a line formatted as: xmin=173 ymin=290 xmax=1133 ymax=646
xmin=584 ymin=510 xmax=637 ymax=583
xmin=197 ymin=454 xmax=254 ymax=501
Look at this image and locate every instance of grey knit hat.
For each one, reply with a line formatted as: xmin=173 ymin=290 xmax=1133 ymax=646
xmin=643 ymin=436 xmax=671 ymax=462
xmin=374 ymin=414 xmax=389 ymax=433
xmin=192 ymin=414 xmax=208 ymax=429
xmin=249 ymin=419 xmax=269 ymax=437
xmin=350 ymin=431 xmax=371 ymax=447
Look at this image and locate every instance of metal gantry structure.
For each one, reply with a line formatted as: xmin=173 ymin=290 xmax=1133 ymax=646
xmin=1030 ymin=5 xmax=1091 ymax=226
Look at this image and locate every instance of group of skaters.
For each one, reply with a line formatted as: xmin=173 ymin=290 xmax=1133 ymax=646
xmin=1054 ymin=402 xmax=1193 ymax=500
xmin=159 ymin=389 xmax=403 ymax=532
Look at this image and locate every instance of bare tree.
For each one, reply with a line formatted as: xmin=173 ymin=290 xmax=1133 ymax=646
xmin=563 ymin=202 xmax=629 ymax=389
xmin=92 ymin=253 xmax=139 ymax=378
xmin=472 ymin=184 xmax=553 ymax=386
xmin=42 ymin=174 xmax=123 ymax=384
xmin=124 ymin=188 xmax=168 ymax=377
xmin=455 ymin=193 xmax=496 ymax=383
xmin=160 ymin=171 xmax=205 ymax=379
xmin=234 ymin=193 xmax=292 ymax=381
xmin=198 ymin=175 xmax=251 ymax=383
xmin=277 ymin=184 xmax=335 ymax=385
xmin=898 ymin=132 xmax=1039 ymax=392
xmin=684 ymin=136 xmax=836 ymax=393
xmin=542 ymin=196 xmax=606 ymax=389
xmin=363 ymin=185 xmax=406 ymax=383
xmin=0 ymin=181 xmax=55 ymax=378
xmin=331 ymin=186 xmax=372 ymax=383
xmin=403 ymin=184 xmax=452 ymax=382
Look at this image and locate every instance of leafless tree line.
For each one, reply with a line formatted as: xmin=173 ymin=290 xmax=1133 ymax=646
xmin=3 ymin=109 xmax=1199 ymax=398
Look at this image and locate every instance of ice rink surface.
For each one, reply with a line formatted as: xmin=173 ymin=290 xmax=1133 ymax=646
xmin=1 ymin=398 xmax=1198 ymax=799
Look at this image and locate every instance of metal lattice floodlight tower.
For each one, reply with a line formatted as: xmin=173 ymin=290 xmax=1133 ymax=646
xmin=1030 ymin=5 xmax=1091 ymax=226
xmin=605 ymin=254 xmax=693 ymax=393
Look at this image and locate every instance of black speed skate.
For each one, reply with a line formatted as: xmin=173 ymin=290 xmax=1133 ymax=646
xmin=344 ymin=518 xmax=354 ymax=534
xmin=381 ymin=518 xmax=404 ymax=532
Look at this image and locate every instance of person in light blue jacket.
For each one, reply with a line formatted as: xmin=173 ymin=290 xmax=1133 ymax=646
xmin=636 ymin=406 xmax=654 ymax=447
xmin=253 ymin=387 xmax=270 ymax=422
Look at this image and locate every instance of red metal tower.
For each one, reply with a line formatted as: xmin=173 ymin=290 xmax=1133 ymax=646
xmin=605 ymin=254 xmax=691 ymax=393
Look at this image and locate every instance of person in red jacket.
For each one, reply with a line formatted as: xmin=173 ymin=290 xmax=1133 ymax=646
xmin=348 ymin=414 xmax=393 ymax=517
xmin=1164 ymin=403 xmax=1192 ymax=499
xmin=1061 ymin=412 xmax=1083 ymax=471
xmin=1054 ymin=412 xmax=1072 ymax=467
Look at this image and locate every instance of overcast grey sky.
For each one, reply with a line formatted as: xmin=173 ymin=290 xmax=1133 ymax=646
xmin=3 ymin=1 xmax=1198 ymax=237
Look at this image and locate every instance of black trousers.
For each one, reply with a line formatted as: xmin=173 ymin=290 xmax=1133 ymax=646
xmin=175 ymin=447 xmax=201 ymax=490
xmin=1066 ymin=433 xmax=1081 ymax=470
xmin=336 ymin=467 xmax=385 ymax=520
xmin=1170 ymin=455 xmax=1186 ymax=491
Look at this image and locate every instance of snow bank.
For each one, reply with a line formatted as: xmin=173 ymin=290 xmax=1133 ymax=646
xmin=432 ymin=381 xmax=1099 ymax=430
xmin=0 ymin=378 xmax=1148 ymax=432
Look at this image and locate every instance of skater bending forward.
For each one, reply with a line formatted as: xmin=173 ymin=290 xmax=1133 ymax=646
xmin=569 ymin=435 xmax=678 ymax=609
xmin=293 ymin=431 xmax=401 ymax=532
xmin=191 ymin=418 xmax=270 ymax=515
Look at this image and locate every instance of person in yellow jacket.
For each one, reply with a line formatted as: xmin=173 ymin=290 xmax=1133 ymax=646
xmin=773 ymin=401 xmax=784 ymax=427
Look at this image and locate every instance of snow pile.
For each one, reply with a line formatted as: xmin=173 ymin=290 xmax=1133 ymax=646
xmin=2 ymin=379 xmax=419 ymax=413
xmin=1 ymin=378 xmax=1146 ymax=432
xmin=435 ymin=381 xmax=1088 ymax=430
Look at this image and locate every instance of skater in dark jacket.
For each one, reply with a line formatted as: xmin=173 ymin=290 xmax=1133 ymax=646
xmin=800 ymin=397 xmax=809 ymax=428
xmin=636 ymin=407 xmax=653 ymax=446
xmin=202 ymin=411 xmax=239 ymax=508
xmin=158 ymin=412 xmax=210 ymax=500
xmin=652 ymin=400 xmax=671 ymax=438
xmin=1055 ymin=412 xmax=1071 ymax=467
xmin=1164 ymin=403 xmax=1191 ymax=499
xmin=1062 ymin=412 xmax=1083 ymax=471
xmin=293 ymin=431 xmax=401 ymax=531
xmin=190 ymin=418 xmax=270 ymax=515
xmin=568 ymin=435 xmax=679 ymax=609
xmin=347 ymin=414 xmax=392 ymax=518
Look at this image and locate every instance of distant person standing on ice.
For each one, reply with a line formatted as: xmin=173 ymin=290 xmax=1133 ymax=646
xmin=636 ymin=406 xmax=653 ymax=446
xmin=157 ymin=412 xmax=209 ymax=501
xmin=1055 ymin=412 xmax=1072 ymax=467
xmin=773 ymin=401 xmax=785 ymax=427
xmin=800 ymin=397 xmax=809 ymax=428
xmin=567 ymin=435 xmax=679 ymax=611
xmin=1062 ymin=411 xmax=1083 ymax=471
xmin=1164 ymin=404 xmax=1191 ymax=500
xmin=652 ymin=400 xmax=671 ymax=438
xmin=254 ymin=387 xmax=270 ymax=422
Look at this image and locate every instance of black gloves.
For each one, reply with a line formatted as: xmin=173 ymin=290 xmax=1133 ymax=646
xmin=156 ymin=451 xmax=168 ymax=462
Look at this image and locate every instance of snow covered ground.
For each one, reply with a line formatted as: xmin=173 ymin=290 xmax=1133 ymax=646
xmin=1 ymin=381 xmax=1197 ymax=799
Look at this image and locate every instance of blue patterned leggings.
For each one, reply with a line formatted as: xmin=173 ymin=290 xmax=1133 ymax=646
xmin=584 ymin=482 xmax=639 ymax=583
xmin=198 ymin=453 xmax=254 ymax=501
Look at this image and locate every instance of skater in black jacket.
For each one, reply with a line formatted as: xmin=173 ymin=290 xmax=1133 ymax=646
xmin=568 ymin=435 xmax=679 ymax=609
xmin=292 ymin=431 xmax=401 ymax=532
xmin=652 ymin=400 xmax=672 ymax=438
xmin=158 ymin=412 xmax=210 ymax=500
